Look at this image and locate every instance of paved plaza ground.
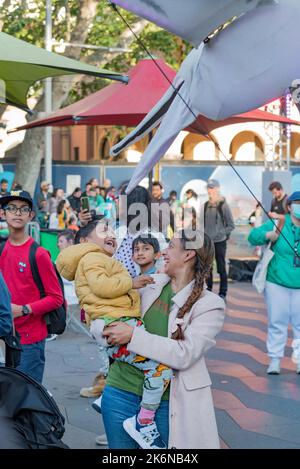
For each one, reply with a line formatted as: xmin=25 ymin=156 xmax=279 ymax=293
xmin=43 ymin=281 xmax=300 ymax=449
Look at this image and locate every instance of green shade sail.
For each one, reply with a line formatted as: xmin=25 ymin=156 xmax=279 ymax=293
xmin=0 ymin=32 xmax=128 ymax=112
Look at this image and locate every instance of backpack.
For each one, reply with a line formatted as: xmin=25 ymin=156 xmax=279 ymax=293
xmin=0 ymin=240 xmax=66 ymax=335
xmin=0 ymin=367 xmax=69 ymax=449
xmin=204 ymin=199 xmax=226 ymax=227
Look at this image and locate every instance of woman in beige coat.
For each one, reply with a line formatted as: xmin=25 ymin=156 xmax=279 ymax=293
xmin=102 ymin=230 xmax=225 ymax=449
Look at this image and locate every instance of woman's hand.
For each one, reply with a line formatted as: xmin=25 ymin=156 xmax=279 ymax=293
xmin=132 ymin=275 xmax=155 ymax=289
xmin=103 ymin=322 xmax=134 ymax=345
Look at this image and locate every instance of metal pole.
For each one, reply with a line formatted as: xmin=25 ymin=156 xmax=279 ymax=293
xmin=45 ymin=0 xmax=52 ymax=185
xmin=286 ymin=92 xmax=292 ymax=171
xmin=272 ymin=121 xmax=275 ymax=172
xmin=287 ymin=136 xmax=291 ymax=171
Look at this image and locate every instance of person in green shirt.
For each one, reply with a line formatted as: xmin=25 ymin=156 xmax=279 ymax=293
xmin=87 ymin=188 xmax=105 ymax=215
xmin=248 ymin=192 xmax=300 ymax=375
xmin=101 ymin=231 xmax=225 ymax=449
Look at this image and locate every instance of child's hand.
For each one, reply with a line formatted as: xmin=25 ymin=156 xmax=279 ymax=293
xmin=132 ymin=275 xmax=155 ymax=289
xmin=268 ymin=211 xmax=284 ymax=220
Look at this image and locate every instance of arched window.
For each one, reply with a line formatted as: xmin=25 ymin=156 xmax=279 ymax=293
xmin=181 ymin=133 xmax=218 ymax=160
xmin=291 ymin=132 xmax=300 ymax=160
xmin=230 ymin=131 xmax=264 ymax=161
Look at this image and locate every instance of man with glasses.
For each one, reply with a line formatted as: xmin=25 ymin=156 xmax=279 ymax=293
xmin=0 ymin=191 xmax=63 ymax=382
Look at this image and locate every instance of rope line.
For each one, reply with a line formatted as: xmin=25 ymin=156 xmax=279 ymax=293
xmin=109 ymin=1 xmax=299 ymax=258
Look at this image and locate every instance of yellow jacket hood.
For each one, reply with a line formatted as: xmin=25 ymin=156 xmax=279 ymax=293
xmin=56 ymin=243 xmax=107 ymax=281
xmin=56 ymin=242 xmax=140 ymax=322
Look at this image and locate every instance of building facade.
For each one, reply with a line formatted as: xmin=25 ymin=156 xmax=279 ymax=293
xmin=52 ymin=101 xmax=300 ymax=166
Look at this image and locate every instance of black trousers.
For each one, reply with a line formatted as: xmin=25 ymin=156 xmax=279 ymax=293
xmin=206 ymin=240 xmax=228 ymax=297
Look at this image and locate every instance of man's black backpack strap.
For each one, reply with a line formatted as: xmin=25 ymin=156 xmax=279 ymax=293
xmin=29 ymin=242 xmax=45 ymax=298
xmin=29 ymin=242 xmax=66 ymax=335
xmin=204 ymin=200 xmax=226 ymax=227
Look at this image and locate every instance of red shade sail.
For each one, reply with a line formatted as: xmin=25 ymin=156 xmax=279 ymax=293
xmin=187 ymin=109 xmax=300 ymax=134
xmin=15 ymin=59 xmax=176 ymax=129
xmin=13 ymin=58 xmax=300 ymax=133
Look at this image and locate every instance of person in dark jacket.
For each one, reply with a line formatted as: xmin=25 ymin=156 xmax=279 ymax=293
xmin=151 ymin=182 xmax=174 ymax=238
xmin=68 ymin=187 xmax=82 ymax=214
xmin=268 ymin=181 xmax=288 ymax=217
xmin=0 ymin=272 xmax=12 ymax=338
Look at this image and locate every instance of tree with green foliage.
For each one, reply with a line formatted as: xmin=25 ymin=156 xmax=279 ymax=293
xmin=0 ymin=0 xmax=190 ymax=193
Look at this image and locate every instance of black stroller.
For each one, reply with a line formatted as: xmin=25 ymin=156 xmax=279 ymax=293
xmin=0 ymin=366 xmax=69 ymax=449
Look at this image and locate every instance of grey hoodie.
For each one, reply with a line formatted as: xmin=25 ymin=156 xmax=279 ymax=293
xmin=203 ymin=197 xmax=235 ymax=243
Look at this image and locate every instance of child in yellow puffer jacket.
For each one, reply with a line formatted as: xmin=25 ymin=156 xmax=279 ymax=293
xmin=56 ymin=219 xmax=172 ymax=450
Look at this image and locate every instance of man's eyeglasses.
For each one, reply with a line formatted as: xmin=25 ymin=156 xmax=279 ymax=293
xmin=4 ymin=205 xmax=31 ymax=215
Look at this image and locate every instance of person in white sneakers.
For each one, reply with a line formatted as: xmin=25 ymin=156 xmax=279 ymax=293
xmin=249 ymin=192 xmax=300 ymax=375
xmin=102 ymin=230 xmax=225 ymax=449
xmin=57 ymin=219 xmax=173 ymax=449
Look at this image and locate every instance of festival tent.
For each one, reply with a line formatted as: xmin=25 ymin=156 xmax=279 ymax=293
xmin=13 ymin=59 xmax=176 ymax=129
xmin=110 ymin=0 xmax=300 ymax=192
xmin=0 ymin=31 xmax=127 ymax=112
xmin=13 ymin=59 xmax=300 ymax=135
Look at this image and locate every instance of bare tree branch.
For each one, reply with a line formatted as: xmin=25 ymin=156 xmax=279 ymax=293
xmin=86 ymin=17 xmax=148 ymax=67
xmin=13 ymin=3 xmax=149 ymax=192
xmin=14 ymin=0 xmax=99 ymax=190
xmin=63 ymin=0 xmax=98 ymax=61
xmin=0 ymin=0 xmax=11 ymax=31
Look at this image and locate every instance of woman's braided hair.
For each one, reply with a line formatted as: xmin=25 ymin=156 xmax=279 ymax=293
xmin=171 ymin=230 xmax=215 ymax=341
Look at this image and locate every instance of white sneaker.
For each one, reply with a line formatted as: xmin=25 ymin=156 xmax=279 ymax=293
xmin=46 ymin=334 xmax=58 ymax=342
xmin=267 ymin=358 xmax=281 ymax=375
xmin=92 ymin=395 xmax=102 ymax=414
xmin=95 ymin=433 xmax=108 ymax=446
xmin=123 ymin=415 xmax=166 ymax=449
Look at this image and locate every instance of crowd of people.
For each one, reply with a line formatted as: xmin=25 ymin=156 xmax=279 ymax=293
xmin=36 ymin=178 xmax=117 ymax=230
xmin=1 ymin=172 xmax=299 ymax=449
